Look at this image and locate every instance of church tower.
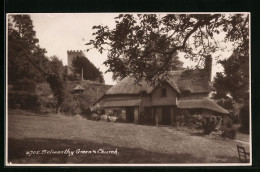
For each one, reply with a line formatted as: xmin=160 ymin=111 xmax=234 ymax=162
xmin=67 ymin=50 xmax=86 ymax=75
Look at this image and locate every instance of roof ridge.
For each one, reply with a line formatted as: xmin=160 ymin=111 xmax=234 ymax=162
xmin=107 ymin=68 xmax=211 ymax=95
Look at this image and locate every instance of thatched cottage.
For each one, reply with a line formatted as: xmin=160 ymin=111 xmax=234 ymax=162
xmin=95 ymin=56 xmax=228 ymax=125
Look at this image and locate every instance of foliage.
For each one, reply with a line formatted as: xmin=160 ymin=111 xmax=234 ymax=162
xmin=35 ymin=81 xmax=111 ymax=115
xmin=91 ymin=106 xmax=105 ymax=115
xmin=45 ymin=56 xmax=67 ymax=114
xmin=176 ymin=109 xmax=191 ymax=126
xmin=71 ymin=56 xmax=105 ymax=83
xmin=67 ymin=74 xmax=78 ymax=81
xmin=12 ymin=78 xmax=37 ymax=93
xmin=80 ymin=108 xmax=92 ymax=119
xmin=216 ymin=98 xmax=240 ymax=124
xmin=176 ymin=109 xmax=222 ymax=132
xmin=8 ymin=14 xmax=48 ymax=83
xmin=202 ymin=115 xmax=221 ymax=135
xmin=213 ymin=52 xmax=249 ymax=103
xmin=117 ymin=114 xmax=127 ymax=123
xmin=221 ymin=127 xmax=238 ymax=140
xmin=8 ymin=91 xmax=40 ymax=110
xmin=61 ymin=95 xmax=81 ymax=115
xmin=8 ymin=77 xmax=40 ymax=110
xmin=38 ymin=96 xmax=56 ymax=113
xmin=239 ymin=101 xmax=250 ymax=134
xmin=91 ymin=113 xmax=101 ymax=121
xmin=87 ymin=14 xmax=249 ymax=86
xmin=8 ymin=15 xmax=68 ymax=115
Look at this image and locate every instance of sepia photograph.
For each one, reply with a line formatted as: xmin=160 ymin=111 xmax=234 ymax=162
xmin=5 ymin=12 xmax=251 ymax=166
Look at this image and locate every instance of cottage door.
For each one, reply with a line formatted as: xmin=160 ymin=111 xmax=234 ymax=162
xmin=126 ymin=107 xmax=134 ymax=123
xmin=162 ymin=107 xmax=171 ymax=125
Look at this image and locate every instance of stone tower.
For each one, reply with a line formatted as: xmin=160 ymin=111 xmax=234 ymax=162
xmin=67 ymin=50 xmax=85 ymax=75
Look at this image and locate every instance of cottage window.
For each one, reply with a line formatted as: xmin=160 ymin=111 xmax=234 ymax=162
xmin=161 ymin=88 xmax=167 ymax=97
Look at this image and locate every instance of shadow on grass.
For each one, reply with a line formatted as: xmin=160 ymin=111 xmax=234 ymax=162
xmin=8 ymin=137 xmax=208 ymax=164
xmin=189 ymin=132 xmax=205 ymax=137
xmin=215 ymin=155 xmax=241 ymax=163
xmin=8 ymin=109 xmax=51 ymax=117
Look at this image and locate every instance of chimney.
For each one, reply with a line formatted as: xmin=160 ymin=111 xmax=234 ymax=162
xmin=204 ymin=55 xmax=212 ymax=81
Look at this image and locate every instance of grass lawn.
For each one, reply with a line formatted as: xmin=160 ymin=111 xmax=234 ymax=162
xmin=7 ymin=109 xmax=249 ymax=164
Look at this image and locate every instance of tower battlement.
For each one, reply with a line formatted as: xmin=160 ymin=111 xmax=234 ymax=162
xmin=67 ymin=50 xmax=86 ymax=75
xmin=67 ymin=50 xmax=85 ymax=54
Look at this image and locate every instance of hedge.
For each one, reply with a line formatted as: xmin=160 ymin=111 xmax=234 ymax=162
xmin=8 ymin=91 xmax=40 ymax=110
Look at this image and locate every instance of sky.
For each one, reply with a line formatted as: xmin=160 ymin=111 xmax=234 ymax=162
xmin=28 ymin=13 xmax=233 ymax=85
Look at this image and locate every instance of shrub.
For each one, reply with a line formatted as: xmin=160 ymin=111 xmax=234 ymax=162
xmin=100 ymin=114 xmax=108 ymax=121
xmin=217 ymin=98 xmax=240 ymax=124
xmin=239 ymin=102 xmax=249 ymax=134
xmin=39 ymin=96 xmax=56 ymax=113
xmin=91 ymin=113 xmax=101 ymax=121
xmin=36 ymin=82 xmax=52 ymax=97
xmin=13 ymin=78 xmax=37 ymax=92
xmin=117 ymin=113 xmax=126 ymax=123
xmin=61 ymin=95 xmax=81 ymax=115
xmin=100 ymin=109 xmax=105 ymax=115
xmin=176 ymin=109 xmax=207 ymax=129
xmin=60 ymin=91 xmax=92 ymax=115
xmin=202 ymin=115 xmax=220 ymax=135
xmin=176 ymin=109 xmax=190 ymax=126
xmin=67 ymin=74 xmax=79 ymax=81
xmin=91 ymin=106 xmax=105 ymax=115
xmin=222 ymin=127 xmax=238 ymax=139
xmin=80 ymin=108 xmax=92 ymax=119
xmin=8 ymin=91 xmax=40 ymax=110
xmin=214 ymin=116 xmax=222 ymax=131
xmin=192 ymin=114 xmax=204 ymax=129
xmin=226 ymin=118 xmax=233 ymax=128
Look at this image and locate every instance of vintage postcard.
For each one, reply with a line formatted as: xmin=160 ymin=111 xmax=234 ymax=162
xmin=5 ymin=12 xmax=251 ymax=166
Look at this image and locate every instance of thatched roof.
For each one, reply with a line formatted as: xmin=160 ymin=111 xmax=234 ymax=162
xmin=106 ymin=69 xmax=211 ymax=95
xmin=73 ymin=85 xmax=85 ymax=91
xmin=178 ymin=98 xmax=229 ymax=114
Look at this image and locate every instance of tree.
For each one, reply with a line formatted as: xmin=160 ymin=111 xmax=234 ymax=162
xmin=213 ymin=50 xmax=249 ymax=129
xmin=239 ymin=100 xmax=249 ymax=134
xmin=71 ymin=56 xmax=105 ymax=84
xmin=86 ymin=14 xmax=249 ymax=86
xmin=46 ymin=56 xmax=67 ymax=115
xmin=213 ymin=52 xmax=249 ymax=103
xmin=8 ymin=14 xmax=47 ymax=83
xmin=8 ymin=14 xmax=67 ymax=114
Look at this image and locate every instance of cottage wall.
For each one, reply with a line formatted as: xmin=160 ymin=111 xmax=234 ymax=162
xmin=141 ymin=96 xmax=151 ymax=107
xmin=151 ymin=85 xmax=177 ymax=106
xmin=104 ymin=107 xmax=121 ymax=115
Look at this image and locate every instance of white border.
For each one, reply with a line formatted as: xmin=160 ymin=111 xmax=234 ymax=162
xmin=5 ymin=12 xmax=252 ymax=167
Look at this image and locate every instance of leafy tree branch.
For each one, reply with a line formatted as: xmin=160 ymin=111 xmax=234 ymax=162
xmin=86 ymin=14 xmax=249 ymax=86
